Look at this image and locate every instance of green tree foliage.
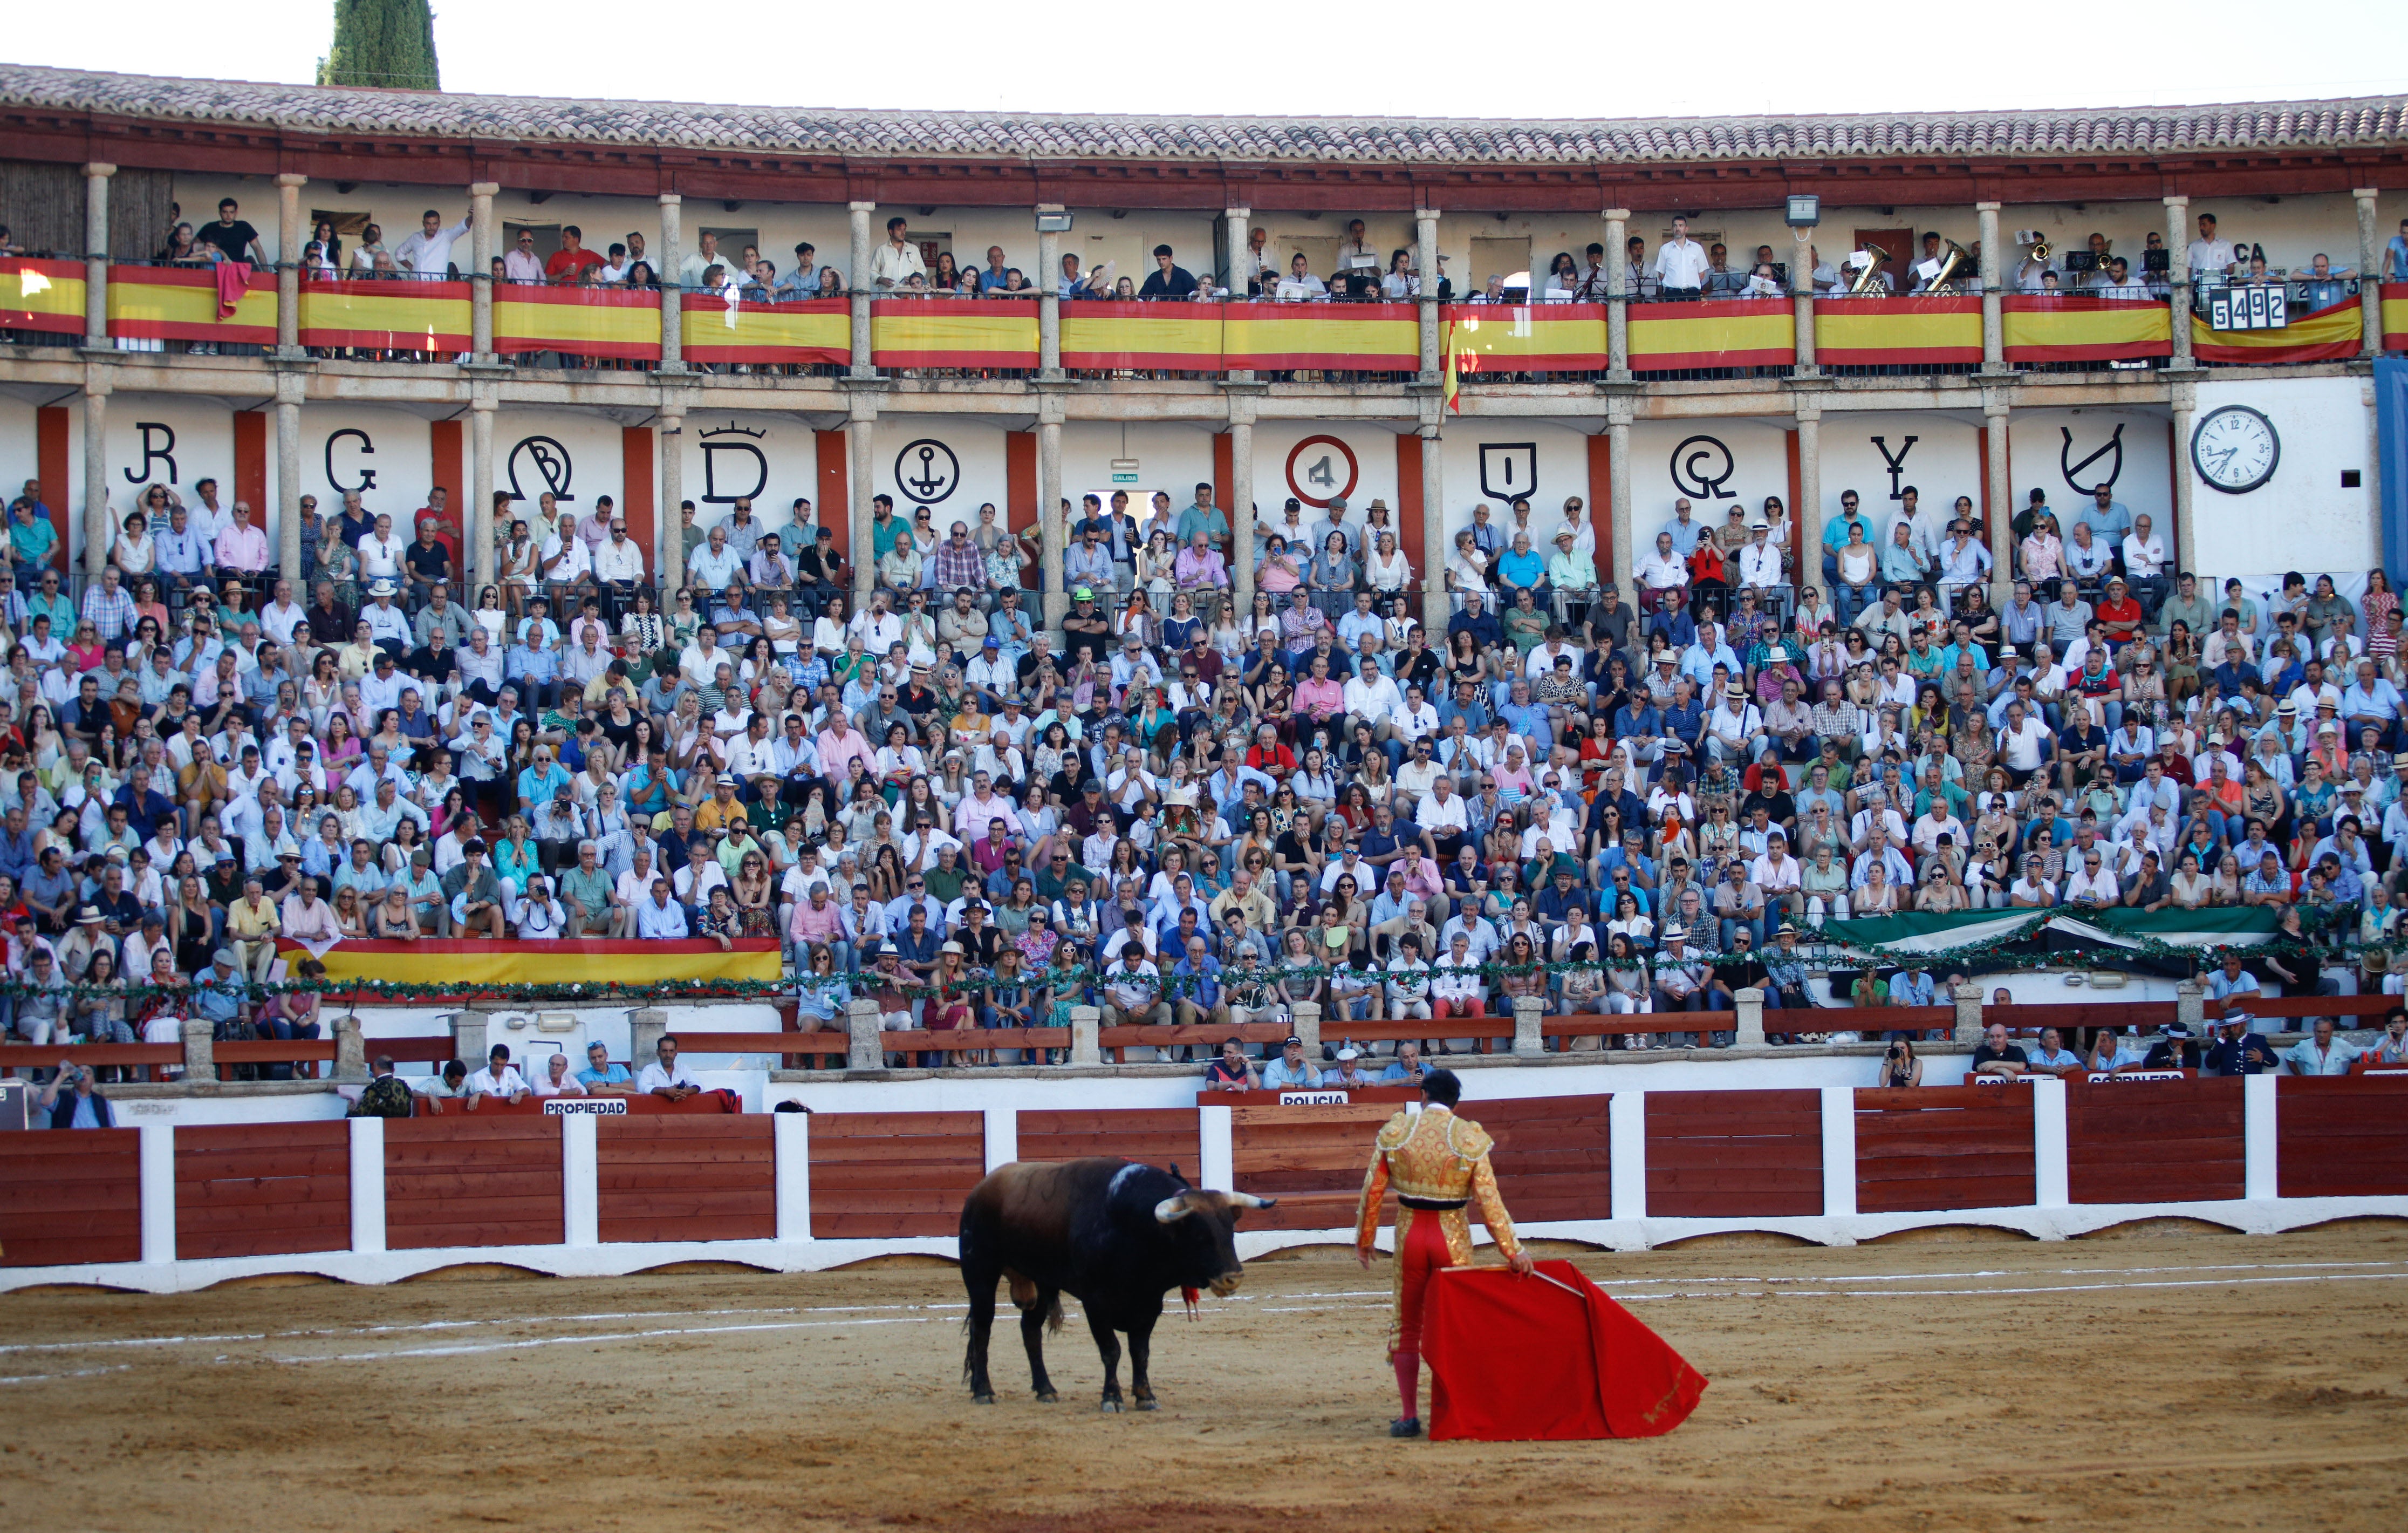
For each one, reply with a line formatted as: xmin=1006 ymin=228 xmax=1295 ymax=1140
xmin=316 ymin=0 xmax=442 ymax=91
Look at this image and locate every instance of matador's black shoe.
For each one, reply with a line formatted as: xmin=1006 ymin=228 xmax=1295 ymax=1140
xmin=1388 ymin=1416 xmax=1424 ymax=1438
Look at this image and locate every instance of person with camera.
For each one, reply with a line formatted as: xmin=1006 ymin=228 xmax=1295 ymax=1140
xmin=1877 ymin=1038 xmax=1923 ymax=1089
xmin=37 ymin=1057 xmax=114 ymax=1128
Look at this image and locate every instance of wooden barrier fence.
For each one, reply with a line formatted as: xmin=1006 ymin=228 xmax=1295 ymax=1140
xmin=6 ymin=1075 xmax=2407 ymax=1285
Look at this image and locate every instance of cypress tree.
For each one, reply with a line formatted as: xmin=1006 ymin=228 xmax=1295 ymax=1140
xmin=317 ymin=0 xmax=442 ymax=91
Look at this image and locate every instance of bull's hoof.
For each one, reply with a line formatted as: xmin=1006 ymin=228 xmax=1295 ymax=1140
xmin=1034 ymin=1389 xmax=1058 ymax=1403
xmin=972 ymin=1392 xmax=995 ymax=1405
xmin=1098 ymin=1398 xmax=1123 ymax=1414
xmin=1135 ymin=1397 xmax=1160 ymax=1412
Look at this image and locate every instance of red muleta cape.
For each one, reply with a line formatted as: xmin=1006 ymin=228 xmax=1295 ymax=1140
xmin=1421 ymin=1259 xmax=1707 ymax=1441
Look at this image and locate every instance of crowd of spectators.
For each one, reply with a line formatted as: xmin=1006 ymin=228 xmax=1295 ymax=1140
xmin=5 ymin=427 xmax=2405 ymax=1079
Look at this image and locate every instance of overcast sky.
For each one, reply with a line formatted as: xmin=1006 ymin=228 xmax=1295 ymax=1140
xmin=14 ymin=5 xmax=2408 ymax=119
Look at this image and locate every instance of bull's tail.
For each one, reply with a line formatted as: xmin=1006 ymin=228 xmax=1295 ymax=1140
xmin=1045 ymin=1292 xmax=1065 ymax=1334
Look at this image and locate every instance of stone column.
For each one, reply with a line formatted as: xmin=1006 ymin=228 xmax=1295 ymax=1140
xmin=1607 ymin=406 xmax=1634 ymax=590
xmin=1604 ymin=207 xmax=1631 ymax=381
xmin=469 ymin=396 xmax=496 ymax=594
xmin=2170 ymin=378 xmax=2199 ymax=577
xmin=332 ymin=1013 xmax=367 ymax=1082
xmin=81 ymin=162 xmax=113 ymax=350
xmin=629 ymin=1009 xmax=669 ymax=1072
xmin=2355 ymin=188 xmax=2384 ymax=357
xmin=451 ymin=1010 xmax=490 ymax=1068
xmin=2176 ymin=979 xmax=2206 ymax=1035
xmin=468 ymin=182 xmax=497 ymax=360
xmin=1228 ymin=410 xmax=1255 ymax=616
xmin=845 ymin=999 xmax=883 ymax=1072
xmin=1732 ymin=988 xmax=1767 ymax=1048
xmin=1288 ymin=1000 xmax=1322 ymax=1057
xmin=2164 ymin=195 xmax=2194 ymax=369
xmin=275 ymin=173 xmax=306 ymax=358
xmin=82 ymin=378 xmax=108 ymax=577
xmin=1038 ymin=411 xmax=1065 ymax=626
xmin=1419 ymin=419 xmax=1446 ymax=635
xmin=847 ymin=404 xmax=877 ymax=606
xmin=276 ymin=384 xmax=303 ymax=582
xmin=659 ymin=408 xmax=686 ymax=592
xmin=1952 ymin=981 xmax=1984 ymax=1044
xmin=1983 ymin=394 xmax=2012 ymax=601
xmin=1976 ymin=200 xmax=2004 ymax=372
xmin=1223 ymin=206 xmax=1253 ymax=384
xmin=1069 ymin=1006 xmax=1102 ymax=1067
xmin=1036 ymin=207 xmax=1063 ymax=379
xmin=656 ymin=193 xmax=683 ymax=372
xmin=1511 ymin=996 xmax=1546 ymax=1057
xmin=848 ymin=201 xmax=876 ymax=378
xmin=179 ymin=1016 xmax=215 ymax=1082
xmin=1414 ymin=208 xmax=1442 ymax=380
xmin=1795 ymin=405 xmax=1823 ymax=568
xmin=1790 ymin=223 xmax=1816 ymax=374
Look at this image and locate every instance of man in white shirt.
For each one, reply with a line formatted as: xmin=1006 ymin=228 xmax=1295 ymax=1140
xmin=635 ymin=1036 xmax=703 ymax=1101
xmin=502 ymin=229 xmax=545 ymax=284
xmin=466 ymin=1045 xmax=530 ymax=1106
xmin=1652 ymin=216 xmax=1711 ymax=297
xmin=676 ymin=231 xmax=728 ymax=289
xmin=1736 ymin=520 xmax=1783 ymax=591
xmin=392 ymin=208 xmax=473 ymax=278
xmin=257 ymin=577 xmax=307 ymax=647
xmin=2120 ymin=514 xmax=2170 ymax=619
xmin=870 ymin=217 xmax=927 ymax=290
xmin=2185 ymin=212 xmax=2236 ymax=281
xmin=356 ymin=513 xmax=406 ymax=583
xmin=1343 ymin=664 xmax=1403 ymax=747
xmin=634 ymin=877 xmax=690 ymax=938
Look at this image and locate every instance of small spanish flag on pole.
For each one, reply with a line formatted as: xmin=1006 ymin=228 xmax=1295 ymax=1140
xmin=1442 ymin=314 xmax=1467 ymax=413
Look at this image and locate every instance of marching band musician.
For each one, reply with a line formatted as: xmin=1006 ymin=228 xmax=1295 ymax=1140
xmin=1353 ymin=1067 xmax=1532 ymax=1439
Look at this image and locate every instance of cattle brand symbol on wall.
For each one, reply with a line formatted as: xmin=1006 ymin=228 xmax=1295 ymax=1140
xmin=507 ymin=435 xmax=575 ymax=502
xmin=2060 ymin=423 xmax=2125 ymax=495
xmin=1870 ymin=435 xmax=1918 ymax=500
xmin=700 ymin=424 xmax=770 ymax=505
xmin=895 ymin=439 xmax=961 ymax=503
xmin=324 ymin=427 xmax=377 ymax=494
xmin=1479 ymin=443 xmax=1538 ymax=502
xmin=125 ymin=422 xmax=177 ymax=485
xmin=1667 ymin=434 xmax=1736 ymax=500
xmin=1283 ymin=434 xmax=1360 ymax=509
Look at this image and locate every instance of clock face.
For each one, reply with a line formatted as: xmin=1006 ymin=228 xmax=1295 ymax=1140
xmin=2191 ymin=405 xmax=2280 ymax=495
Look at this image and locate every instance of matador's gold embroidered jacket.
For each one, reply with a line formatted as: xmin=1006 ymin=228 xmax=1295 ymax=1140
xmin=1353 ymin=1105 xmax=1523 ymax=1350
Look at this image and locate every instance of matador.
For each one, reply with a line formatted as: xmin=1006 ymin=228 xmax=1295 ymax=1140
xmin=1352 ymin=1067 xmax=1530 ymax=1437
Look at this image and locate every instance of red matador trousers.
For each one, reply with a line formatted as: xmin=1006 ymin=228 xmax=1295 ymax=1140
xmin=1391 ymin=1205 xmax=1454 ymax=1415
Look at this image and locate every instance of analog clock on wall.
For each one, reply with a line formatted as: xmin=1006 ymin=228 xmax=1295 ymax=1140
xmin=2190 ymin=405 xmax=2280 ymax=495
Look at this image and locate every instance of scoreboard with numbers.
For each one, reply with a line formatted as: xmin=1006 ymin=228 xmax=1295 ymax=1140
xmin=2206 ymin=284 xmax=2289 ymax=331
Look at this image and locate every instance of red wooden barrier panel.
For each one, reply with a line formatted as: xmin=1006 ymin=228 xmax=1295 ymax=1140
xmin=0 ymin=1043 xmax=183 ymax=1074
xmin=597 ymin=1116 xmax=776 ymax=1244
xmin=669 ymin=1028 xmax=851 ymax=1066
xmin=175 ymin=1121 xmax=351 ymax=1260
xmin=419 ymin=1091 xmax=738 ymax=1116
xmin=1646 ymin=1089 xmax=1822 ymax=1217
xmin=2205 ymin=996 xmax=2393 ymax=1022
xmin=1101 ymin=1020 xmax=1288 ymax=1063
xmin=2276 ymin=1074 xmax=2408 ymax=1198
xmin=1987 ymin=1002 xmax=2176 ymax=1033
xmin=807 ymin=1110 xmax=984 ymax=1239
xmin=0 ymin=1128 xmax=142 ymax=1268
xmin=1544 ymin=1013 xmax=1737 ymax=1043
xmin=1018 ymin=1108 xmax=1201 ymax=1172
xmin=870 ymin=1026 xmax=1072 ymax=1064
xmin=383 ymin=1117 xmax=564 ymax=1250
xmin=1230 ymin=1102 xmax=1392 ymax=1231
xmin=2064 ymin=1078 xmax=2245 ymax=1204
xmin=1854 ymin=1087 xmax=2036 ymax=1214
xmin=1482 ymin=1093 xmax=1614 ymax=1223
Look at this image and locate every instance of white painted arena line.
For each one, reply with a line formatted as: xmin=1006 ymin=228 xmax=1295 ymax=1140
xmin=0 ymin=1365 xmax=132 ymax=1387
xmin=275 ymin=1315 xmax=932 ymax=1365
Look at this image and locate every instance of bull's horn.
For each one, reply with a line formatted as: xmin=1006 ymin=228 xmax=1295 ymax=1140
xmin=1154 ymin=1195 xmax=1195 ymax=1224
xmin=1228 ymin=1193 xmax=1277 ymax=1209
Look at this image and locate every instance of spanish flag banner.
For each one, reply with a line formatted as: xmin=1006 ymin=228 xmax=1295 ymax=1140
xmin=0 ymin=258 xmax=85 ymax=334
xmin=2001 ymin=295 xmax=2172 ymax=363
xmin=1813 ymin=295 xmax=1982 ymax=366
xmin=682 ymin=294 xmax=849 ymax=365
xmin=1442 ymin=304 xmax=1611 ymax=375
xmin=870 ymin=299 xmax=1039 ymax=369
xmin=493 ymin=285 xmax=662 ymax=359
xmin=2192 ymin=295 xmax=2366 ymax=366
xmin=1061 ymin=301 xmax=1224 ymax=371
xmin=297 ymin=277 xmax=472 ymax=352
xmin=1222 ymin=303 xmax=1418 ymax=371
xmin=1627 ymin=298 xmax=1794 ymax=371
xmin=2385 ymin=283 xmax=2408 ymax=353
xmin=107 ymin=264 xmax=277 ymax=345
xmin=289 ymin=937 xmax=784 ymax=990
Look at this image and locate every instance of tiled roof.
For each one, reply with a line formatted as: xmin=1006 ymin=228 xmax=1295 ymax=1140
xmin=5 ymin=63 xmax=2404 ymax=165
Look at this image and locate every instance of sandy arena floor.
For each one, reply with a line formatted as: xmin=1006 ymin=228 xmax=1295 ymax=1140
xmin=2 ymin=1225 xmax=2405 ymax=1531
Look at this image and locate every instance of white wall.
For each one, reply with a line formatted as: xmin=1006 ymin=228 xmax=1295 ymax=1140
xmin=673 ymin=408 xmax=822 ymax=533
xmin=1438 ymin=421 xmax=1595 ymax=548
xmin=104 ymin=392 xmax=244 ymax=540
xmin=1250 ymin=422 xmax=1402 ymax=517
xmin=871 ymin=415 xmax=1009 ymax=526
xmin=1818 ymin=411 xmax=1985 ymax=539
xmin=0 ymin=399 xmax=35 ymax=501
xmin=489 ymin=408 xmax=626 ymax=539
xmin=1061 ymin=421 xmax=1216 ymax=517
xmin=2189 ymin=374 xmax=2375 ymax=584
xmin=1627 ymin=418 xmax=1793 ymax=550
xmin=2006 ymin=406 xmax=2175 ymax=560
xmin=301 ymin=403 xmax=435 ymax=521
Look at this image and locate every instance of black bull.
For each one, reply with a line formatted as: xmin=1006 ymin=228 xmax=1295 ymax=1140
xmin=959 ymin=1159 xmax=1274 ymax=1411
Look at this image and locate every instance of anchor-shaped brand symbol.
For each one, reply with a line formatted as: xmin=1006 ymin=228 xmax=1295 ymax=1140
xmin=894 ymin=439 xmax=960 ymax=503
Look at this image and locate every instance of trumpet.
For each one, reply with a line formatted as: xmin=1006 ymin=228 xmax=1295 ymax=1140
xmin=2028 ymin=237 xmax=2051 ymax=267
xmin=1848 ymin=242 xmax=1892 ymax=295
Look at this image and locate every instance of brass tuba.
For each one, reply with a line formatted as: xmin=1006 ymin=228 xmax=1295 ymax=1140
xmin=1922 ymin=239 xmax=1971 ymax=295
xmin=1847 ymin=242 xmax=1892 ymax=295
